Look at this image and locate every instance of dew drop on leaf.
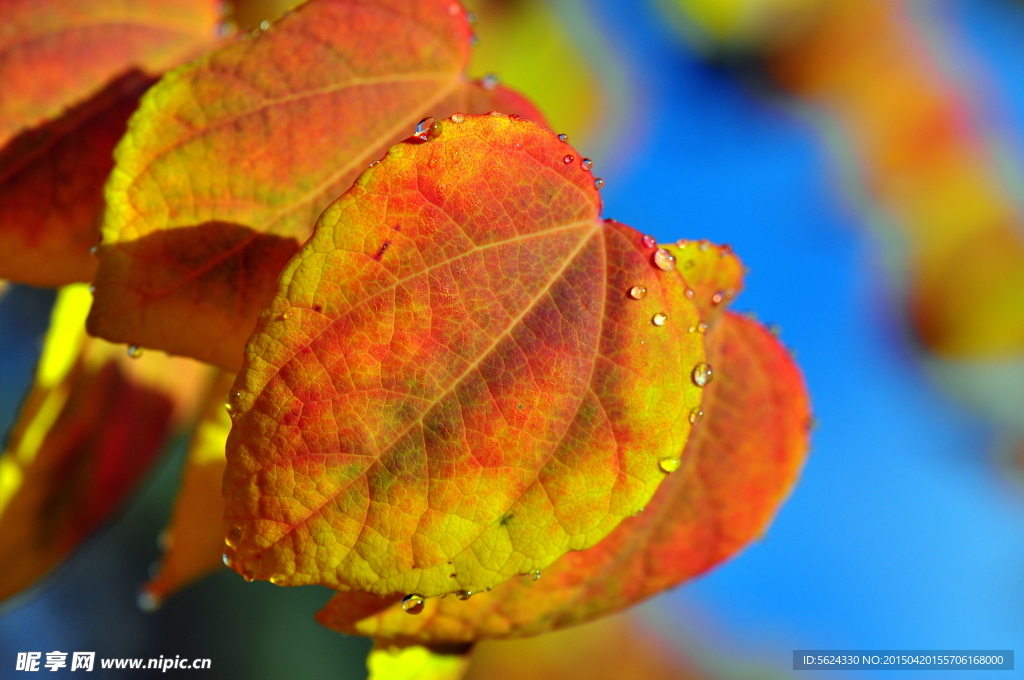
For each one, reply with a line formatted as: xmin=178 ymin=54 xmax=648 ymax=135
xmin=651 ymin=313 xmax=668 ymax=326
xmin=528 ymin=569 xmax=541 ymax=581
xmin=691 ymin=362 xmax=713 ymax=387
xmin=581 ymin=158 xmax=593 ymax=170
xmin=557 ymin=133 xmax=568 ymax=142
xmin=413 ymin=117 xmax=440 ymax=141
xmin=482 ymin=73 xmax=500 ymax=90
xmin=652 ymin=248 xmax=676 ymax=272
xmin=689 ymin=407 xmax=704 ymax=424
xmin=402 ymin=594 xmax=426 ymax=614
xmin=127 ymin=344 xmax=143 ymax=359
xmin=563 ymin=154 xmax=574 ymax=164
xmin=226 ymin=525 xmax=243 ymax=548
xmin=455 ymin=590 xmax=473 ymax=601
xmin=451 ymin=112 xmax=465 ymax=124
xmin=711 ymin=290 xmax=724 ymax=306
xmin=641 ymin=234 xmax=656 ymax=249
xmin=222 ymin=553 xmax=230 ymax=567
xmin=684 ymin=287 xmax=695 ymax=300
xmin=628 ymin=285 xmax=647 ymax=300
xmin=658 ymin=457 xmax=680 ymax=473
xmin=594 ymin=178 xmax=605 ymax=190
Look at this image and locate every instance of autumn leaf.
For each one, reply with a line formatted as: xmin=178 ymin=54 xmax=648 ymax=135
xmin=316 ymin=309 xmax=809 ymax=643
xmin=88 ymin=0 xmax=547 ymax=371
xmin=143 ymin=372 xmax=235 ymax=608
xmin=0 ymin=0 xmax=219 ymax=287
xmin=222 ymin=115 xmax=705 ymax=598
xmin=0 ymin=284 xmax=212 ymax=603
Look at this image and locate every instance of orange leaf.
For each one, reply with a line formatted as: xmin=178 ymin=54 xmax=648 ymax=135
xmin=0 ymin=284 xmax=212 ymax=602
xmin=223 ymin=115 xmax=705 ymax=598
xmin=143 ymin=371 xmax=235 ymax=608
xmin=0 ymin=0 xmax=219 ymax=287
xmin=316 ymin=310 xmax=809 ymax=642
xmin=0 ymin=72 xmax=154 ymax=287
xmin=87 ymin=0 xmax=547 ymax=371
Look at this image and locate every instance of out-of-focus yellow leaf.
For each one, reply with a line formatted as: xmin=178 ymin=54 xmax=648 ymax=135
xmin=368 ymin=644 xmax=471 ymax=680
xmin=143 ymin=372 xmax=235 ymax=607
xmin=464 ymin=0 xmax=612 ymax=153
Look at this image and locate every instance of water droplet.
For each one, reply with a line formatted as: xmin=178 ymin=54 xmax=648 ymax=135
xmin=698 ymin=240 xmax=710 ymax=251
xmin=563 ymin=154 xmax=574 ymax=164
xmin=684 ymin=287 xmax=695 ymax=299
xmin=455 ymin=590 xmax=473 ymax=600
xmin=259 ymin=20 xmax=269 ymax=30
xmin=557 ymin=133 xmax=568 ymax=142
xmin=628 ymin=285 xmax=647 ymax=300
xmin=413 ymin=117 xmax=440 ymax=141
xmin=581 ymin=158 xmax=593 ymax=170
xmin=652 ymin=312 xmax=668 ymax=326
xmin=127 ymin=344 xmax=143 ymax=359
xmin=675 ymin=238 xmax=689 ymax=247
xmin=88 ymin=284 xmax=96 ymax=294
xmin=226 ymin=525 xmax=243 ymax=548
xmin=688 ymin=322 xmax=709 ymax=335
xmin=659 ymin=457 xmax=680 ymax=473
xmin=451 ymin=112 xmax=465 ymax=124
xmin=692 ymin=362 xmax=713 ymax=387
xmin=769 ymin=323 xmax=781 ymax=337
xmin=528 ymin=569 xmax=541 ymax=581
xmin=652 ymin=248 xmax=676 ymax=271
xmin=222 ymin=553 xmax=230 ymax=566
xmin=469 ymin=32 xmax=479 ymax=46
xmin=593 ymin=178 xmax=605 ymax=190
xmin=482 ymin=73 xmax=500 ymax=90
xmin=137 ymin=591 xmax=160 ymax=613
xmin=89 ymin=245 xmax=98 ymax=255
xmin=369 ymin=159 xmax=380 ymax=167
xmin=282 ymin=310 xmax=293 ymax=320
xmin=269 ymin=575 xmax=282 ymax=585
xmin=632 ymin=506 xmax=646 ymax=517
xmin=641 ymin=234 xmax=657 ymax=249
xmin=402 ymin=594 xmax=426 ymax=614
xmin=689 ymin=408 xmax=704 ymax=424
xmin=711 ymin=290 xmax=724 ymax=306
xmin=467 ymin=11 xmax=478 ymax=24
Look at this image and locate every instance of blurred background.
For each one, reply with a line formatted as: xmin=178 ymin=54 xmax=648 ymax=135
xmin=2 ymin=0 xmax=1024 ymax=677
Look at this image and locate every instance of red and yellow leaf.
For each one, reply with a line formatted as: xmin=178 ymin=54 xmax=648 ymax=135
xmin=0 ymin=285 xmax=212 ymax=602
xmin=317 ymin=310 xmax=808 ymax=642
xmin=88 ymin=0 xmax=546 ymax=371
xmin=143 ymin=372 xmax=235 ymax=607
xmin=223 ymin=115 xmax=704 ymax=598
xmin=0 ymin=0 xmax=219 ymax=287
